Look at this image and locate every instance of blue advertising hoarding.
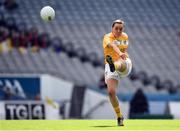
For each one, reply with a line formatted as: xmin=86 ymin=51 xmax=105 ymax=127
xmin=0 ymin=76 xmax=40 ymax=100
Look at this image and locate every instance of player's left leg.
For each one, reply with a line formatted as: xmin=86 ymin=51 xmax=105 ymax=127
xmin=105 ymin=55 xmax=132 ymax=126
xmin=106 ymin=55 xmax=127 ymax=73
xmin=106 ymin=78 xmax=124 ymax=126
xmin=106 ymin=55 xmax=115 ymax=72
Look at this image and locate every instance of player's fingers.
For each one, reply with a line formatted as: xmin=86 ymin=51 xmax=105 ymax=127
xmin=120 ymin=54 xmax=126 ymax=60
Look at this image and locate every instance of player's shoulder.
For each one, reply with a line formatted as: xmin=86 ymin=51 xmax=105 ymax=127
xmin=103 ymin=32 xmax=112 ymax=40
xmin=104 ymin=32 xmax=111 ymax=37
xmin=121 ymin=32 xmax=128 ymax=40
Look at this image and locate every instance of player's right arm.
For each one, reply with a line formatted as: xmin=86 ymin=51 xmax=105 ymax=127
xmin=108 ymin=41 xmax=126 ymax=60
xmin=103 ymin=35 xmax=126 ymax=60
xmin=104 ymin=36 xmax=126 ymax=59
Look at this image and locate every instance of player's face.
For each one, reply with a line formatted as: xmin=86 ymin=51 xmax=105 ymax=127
xmin=112 ymin=23 xmax=123 ymax=38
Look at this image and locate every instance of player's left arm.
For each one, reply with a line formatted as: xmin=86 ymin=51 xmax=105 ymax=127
xmin=124 ymin=34 xmax=130 ymax=58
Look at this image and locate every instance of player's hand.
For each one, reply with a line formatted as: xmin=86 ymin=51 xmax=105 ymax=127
xmin=120 ymin=53 xmax=126 ymax=60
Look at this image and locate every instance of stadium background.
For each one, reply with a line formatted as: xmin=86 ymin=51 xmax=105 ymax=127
xmin=0 ymin=0 xmax=180 ymax=120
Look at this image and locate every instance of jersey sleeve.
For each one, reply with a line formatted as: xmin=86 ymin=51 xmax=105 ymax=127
xmin=123 ymin=33 xmax=129 ymax=45
xmin=103 ymin=34 xmax=111 ymax=48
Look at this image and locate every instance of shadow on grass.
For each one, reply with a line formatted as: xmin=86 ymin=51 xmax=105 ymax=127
xmin=91 ymin=125 xmax=117 ymax=128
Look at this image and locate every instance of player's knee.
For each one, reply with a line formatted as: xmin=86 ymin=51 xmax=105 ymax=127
xmin=118 ymin=62 xmax=126 ymax=72
xmin=107 ymin=88 xmax=116 ymax=96
xmin=115 ymin=61 xmax=126 ymax=72
xmin=120 ymin=62 xmax=126 ymax=72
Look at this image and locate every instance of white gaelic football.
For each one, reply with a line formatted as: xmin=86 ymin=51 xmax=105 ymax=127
xmin=40 ymin=6 xmax=55 ymax=22
xmin=115 ymin=58 xmax=133 ymax=78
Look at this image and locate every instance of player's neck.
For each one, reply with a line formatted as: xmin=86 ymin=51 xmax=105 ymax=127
xmin=112 ymin=32 xmax=122 ymax=38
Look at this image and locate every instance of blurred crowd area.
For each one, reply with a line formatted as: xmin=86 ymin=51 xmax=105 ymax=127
xmin=0 ymin=0 xmax=180 ymax=98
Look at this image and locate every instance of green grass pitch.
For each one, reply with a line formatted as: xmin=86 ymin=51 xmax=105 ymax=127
xmin=0 ymin=119 xmax=180 ymax=131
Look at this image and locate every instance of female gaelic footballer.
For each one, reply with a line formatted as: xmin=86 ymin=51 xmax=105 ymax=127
xmin=103 ymin=19 xmax=132 ymax=126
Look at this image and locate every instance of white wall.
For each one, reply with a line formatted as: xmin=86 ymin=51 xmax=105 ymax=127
xmin=149 ymin=102 xmax=167 ymax=115
xmin=0 ymin=102 xmax=5 ymax=119
xmin=41 ymin=75 xmax=74 ymax=101
xmin=82 ymin=89 xmax=129 ymax=119
xmin=169 ymin=102 xmax=180 ymax=119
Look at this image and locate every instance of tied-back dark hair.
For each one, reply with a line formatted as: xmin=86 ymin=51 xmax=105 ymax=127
xmin=112 ymin=19 xmax=124 ymax=28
